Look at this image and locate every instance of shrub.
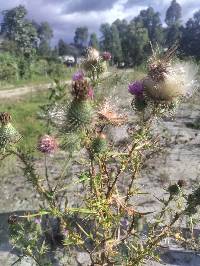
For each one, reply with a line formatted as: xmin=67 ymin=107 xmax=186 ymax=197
xmin=0 ymin=53 xmax=18 ymax=82
xmin=30 ymin=59 xmax=49 ymax=77
xmin=47 ymin=61 xmax=67 ymax=78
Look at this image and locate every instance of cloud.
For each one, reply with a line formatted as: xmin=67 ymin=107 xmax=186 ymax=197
xmin=63 ymin=0 xmax=119 ymax=14
xmin=123 ymin=0 xmax=199 ymax=22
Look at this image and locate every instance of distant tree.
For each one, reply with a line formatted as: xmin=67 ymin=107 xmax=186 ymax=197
xmin=74 ymin=27 xmax=89 ymax=48
xmin=37 ymin=22 xmax=53 ymax=57
xmin=100 ymin=23 xmax=112 ymax=52
xmin=113 ymin=19 xmax=129 ymax=63
xmin=165 ymin=0 xmax=182 ymax=26
xmin=89 ymin=33 xmax=99 ymax=49
xmin=58 ymin=39 xmax=80 ymax=59
xmin=180 ymin=10 xmax=200 ymax=59
xmin=110 ymin=24 xmax=123 ymax=64
xmin=135 ymin=7 xmax=164 ymax=45
xmin=58 ymin=39 xmax=66 ymax=56
xmin=1 ymin=5 xmax=37 ymax=58
xmin=126 ymin=19 xmax=149 ymax=65
xmin=165 ymin=0 xmax=182 ymax=47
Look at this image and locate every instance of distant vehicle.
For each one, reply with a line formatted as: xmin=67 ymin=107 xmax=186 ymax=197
xmin=59 ymin=55 xmax=75 ymax=67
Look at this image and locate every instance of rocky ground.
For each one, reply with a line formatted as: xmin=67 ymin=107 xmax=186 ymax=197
xmin=1 ymin=82 xmax=200 ymax=265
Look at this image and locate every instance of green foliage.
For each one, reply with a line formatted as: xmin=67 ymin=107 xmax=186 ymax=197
xmin=9 ymin=217 xmax=51 ymax=265
xmin=47 ymin=61 xmax=67 ymax=78
xmin=74 ymin=26 xmax=89 ymax=48
xmin=181 ymin=10 xmax=200 ymax=60
xmin=165 ymin=0 xmax=182 ymax=26
xmin=89 ymin=32 xmax=99 ymax=49
xmin=135 ymin=7 xmax=164 ymax=45
xmin=0 ymin=53 xmax=18 ymax=82
xmin=1 ymin=5 xmax=37 ymax=58
xmin=30 ymin=59 xmax=49 ymax=77
xmin=165 ymin=0 xmax=182 ymax=47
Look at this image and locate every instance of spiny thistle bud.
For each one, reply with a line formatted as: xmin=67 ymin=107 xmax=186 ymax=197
xmin=185 ymin=187 xmax=200 ymax=216
xmin=102 ymin=51 xmax=112 ymax=61
xmin=132 ymin=96 xmax=147 ymax=112
xmin=168 ymin=180 xmax=186 ymax=198
xmin=0 ymin=112 xmax=21 ymax=149
xmin=72 ymin=79 xmax=94 ymax=101
xmin=91 ymin=133 xmax=108 ymax=155
xmin=37 ymin=135 xmax=58 ymax=154
xmin=65 ymin=100 xmax=93 ymax=132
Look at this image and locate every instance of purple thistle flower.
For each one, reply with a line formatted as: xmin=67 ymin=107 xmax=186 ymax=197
xmin=102 ymin=51 xmax=112 ymax=61
xmin=37 ymin=135 xmax=58 ymax=154
xmin=72 ymin=71 xmax=84 ymax=81
xmin=87 ymin=87 xmax=94 ymax=100
xmin=63 ymin=228 xmax=68 ymax=236
xmin=128 ymin=81 xmax=144 ymax=97
xmin=34 ymin=217 xmax=42 ymax=224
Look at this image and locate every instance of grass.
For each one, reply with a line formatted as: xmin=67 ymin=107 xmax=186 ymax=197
xmin=0 ymin=66 xmax=76 ymax=90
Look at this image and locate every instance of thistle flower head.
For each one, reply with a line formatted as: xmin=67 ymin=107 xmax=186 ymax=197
xmin=128 ymin=81 xmax=144 ymax=97
xmin=102 ymin=51 xmax=112 ymax=61
xmin=87 ymin=87 xmax=94 ymax=100
xmin=34 ymin=217 xmax=42 ymax=224
xmin=72 ymin=79 xmax=93 ymax=101
xmin=37 ymin=135 xmax=58 ymax=154
xmin=143 ymin=45 xmax=199 ymax=102
xmin=72 ymin=70 xmax=84 ymax=81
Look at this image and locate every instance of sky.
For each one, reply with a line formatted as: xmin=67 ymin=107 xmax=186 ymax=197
xmin=0 ymin=0 xmax=199 ymax=45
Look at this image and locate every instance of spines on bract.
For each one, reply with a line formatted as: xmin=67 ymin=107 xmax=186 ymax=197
xmin=132 ymin=97 xmax=147 ymax=112
xmin=65 ymin=99 xmax=93 ymax=132
xmin=91 ymin=133 xmax=108 ymax=156
xmin=61 ymin=132 xmax=82 ymax=154
xmin=0 ymin=112 xmax=21 ymax=150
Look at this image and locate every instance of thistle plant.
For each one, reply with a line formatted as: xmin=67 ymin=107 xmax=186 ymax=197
xmin=1 ymin=47 xmax=200 ymax=266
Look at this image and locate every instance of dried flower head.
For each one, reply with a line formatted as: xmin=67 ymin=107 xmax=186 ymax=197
xmin=143 ymin=45 xmax=199 ymax=102
xmin=97 ymin=99 xmax=127 ymax=126
xmin=8 ymin=214 xmax=18 ymax=225
xmin=82 ymin=47 xmax=101 ymax=72
xmin=37 ymin=135 xmax=58 ymax=154
xmin=72 ymin=70 xmax=84 ymax=81
xmin=102 ymin=51 xmax=112 ymax=61
xmin=86 ymin=47 xmax=100 ymax=61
